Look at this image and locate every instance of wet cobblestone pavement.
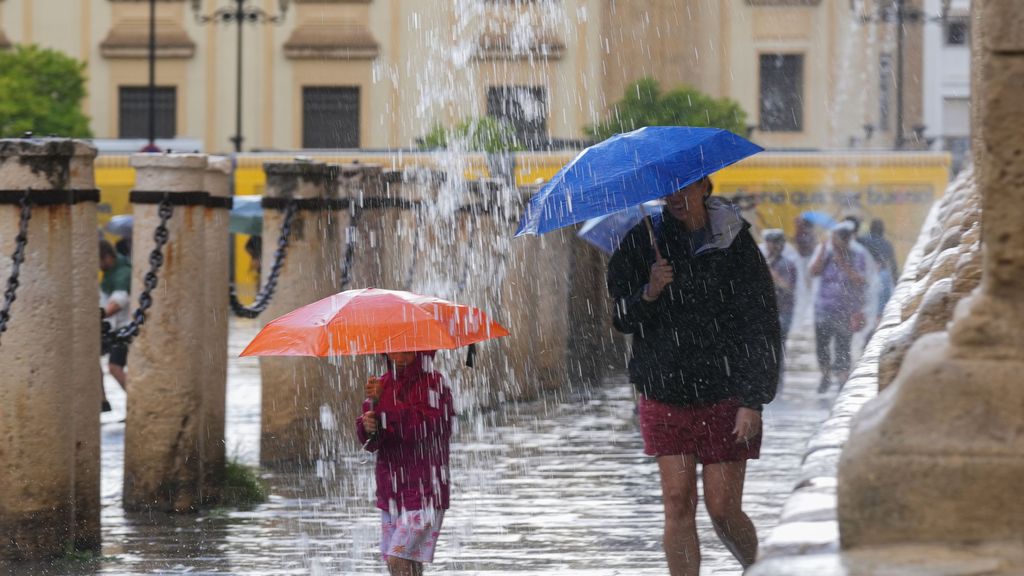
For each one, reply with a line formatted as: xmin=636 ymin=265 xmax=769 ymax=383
xmin=21 ymin=318 xmax=838 ymax=575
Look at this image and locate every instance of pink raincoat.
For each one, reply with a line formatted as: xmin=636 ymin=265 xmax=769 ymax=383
xmin=356 ymin=352 xmax=454 ymax=512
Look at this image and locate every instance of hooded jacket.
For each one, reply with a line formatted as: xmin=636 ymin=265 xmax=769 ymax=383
xmin=607 ymin=198 xmax=781 ymax=410
xmin=356 ymin=352 xmax=454 ymax=512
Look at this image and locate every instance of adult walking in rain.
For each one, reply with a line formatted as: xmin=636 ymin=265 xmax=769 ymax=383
xmin=607 ymin=177 xmax=781 ymax=575
xmin=809 ymin=221 xmax=867 ymax=392
xmin=858 ymin=218 xmax=899 ymax=318
xmin=762 ymin=229 xmax=798 ymax=391
xmin=515 ymin=126 xmax=774 ymax=574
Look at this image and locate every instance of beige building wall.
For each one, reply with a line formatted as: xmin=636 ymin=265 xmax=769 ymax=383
xmin=0 ymin=0 xmax=918 ymax=152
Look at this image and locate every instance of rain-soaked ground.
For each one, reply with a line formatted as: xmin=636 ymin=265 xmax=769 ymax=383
xmin=25 ymin=316 xmax=840 ymax=575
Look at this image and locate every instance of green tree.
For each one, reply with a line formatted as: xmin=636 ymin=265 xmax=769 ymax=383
xmin=0 ymin=45 xmax=93 ymax=138
xmin=587 ymin=77 xmax=748 ymax=140
xmin=420 ymin=116 xmax=522 ymax=153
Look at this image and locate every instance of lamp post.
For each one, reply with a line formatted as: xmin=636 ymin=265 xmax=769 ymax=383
xmin=858 ymin=0 xmax=951 ymax=150
xmin=191 ymin=0 xmax=290 ymax=153
xmin=147 ymin=0 xmax=157 ymax=151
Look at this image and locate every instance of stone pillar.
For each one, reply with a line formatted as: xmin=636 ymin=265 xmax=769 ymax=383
xmin=200 ymin=156 xmax=231 ymax=504
xmin=68 ymin=141 xmax=102 ymax=551
xmin=321 ymin=164 xmax=368 ymax=453
xmin=350 ymin=166 xmax=419 ymax=291
xmin=838 ymin=2 xmax=1024 ymax=548
xmin=0 ymin=139 xmax=76 ymax=559
xmin=259 ymin=162 xmax=338 ymax=468
xmin=123 ymin=154 xmax=209 ymax=512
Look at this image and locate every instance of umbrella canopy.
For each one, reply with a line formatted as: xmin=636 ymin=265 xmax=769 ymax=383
xmin=800 ymin=210 xmax=837 ymax=229
xmin=240 ymin=288 xmax=510 ymax=357
xmin=577 ymin=201 xmax=663 ymax=255
xmin=105 ymin=214 xmax=133 ymax=238
xmin=515 ymin=126 xmax=762 ymax=237
xmin=230 ymin=195 xmax=263 ymax=236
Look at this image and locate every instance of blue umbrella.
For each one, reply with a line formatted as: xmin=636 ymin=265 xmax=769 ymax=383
xmin=105 ymin=214 xmax=133 ymax=238
xmin=514 ymin=126 xmax=762 ymax=237
xmin=230 ymin=195 xmax=263 ymax=236
xmin=577 ymin=202 xmax=663 ymax=255
xmin=800 ymin=210 xmax=837 ymax=229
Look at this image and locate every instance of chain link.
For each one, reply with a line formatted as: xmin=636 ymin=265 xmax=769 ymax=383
xmin=338 ymin=206 xmax=363 ymax=290
xmin=102 ymin=198 xmax=173 ymax=348
xmin=229 ymin=200 xmax=297 ymax=318
xmin=0 ymin=193 xmax=32 ymax=343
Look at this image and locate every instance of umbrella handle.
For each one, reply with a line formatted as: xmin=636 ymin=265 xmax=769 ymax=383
xmin=642 ymin=212 xmax=664 ymax=262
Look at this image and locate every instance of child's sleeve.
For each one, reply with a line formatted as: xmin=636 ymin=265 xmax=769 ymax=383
xmin=355 ymin=397 xmax=379 ymax=452
xmin=376 ymin=375 xmax=453 ymax=443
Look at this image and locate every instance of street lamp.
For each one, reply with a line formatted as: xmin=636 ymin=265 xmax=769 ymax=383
xmin=191 ymin=0 xmax=291 ymax=153
xmin=858 ymin=0 xmax=951 ymax=150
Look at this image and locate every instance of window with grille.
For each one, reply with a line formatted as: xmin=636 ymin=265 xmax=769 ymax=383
xmin=759 ymin=54 xmax=804 ymax=132
xmin=486 ymin=86 xmax=547 ymax=149
xmin=302 ymin=87 xmax=360 ymax=149
xmin=118 ymin=86 xmax=176 ymax=139
xmin=945 ymin=18 xmax=969 ymax=46
xmin=879 ymin=53 xmax=893 ymax=131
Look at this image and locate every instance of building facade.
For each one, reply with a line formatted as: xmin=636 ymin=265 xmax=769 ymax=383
xmin=0 ymin=0 xmax=922 ymax=153
xmin=922 ymin=0 xmax=970 ymax=172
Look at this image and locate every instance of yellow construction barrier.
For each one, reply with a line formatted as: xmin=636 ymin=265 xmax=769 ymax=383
xmin=96 ymin=151 xmax=950 ymax=302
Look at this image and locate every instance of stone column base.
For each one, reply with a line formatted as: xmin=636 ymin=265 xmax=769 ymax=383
xmin=837 ymin=331 xmax=1024 ymax=548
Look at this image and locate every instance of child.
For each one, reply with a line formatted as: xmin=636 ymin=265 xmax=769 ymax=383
xmin=356 ymin=351 xmax=454 ymax=576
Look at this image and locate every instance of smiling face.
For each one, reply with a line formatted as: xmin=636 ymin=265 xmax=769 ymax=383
xmin=664 ymin=178 xmax=710 ymax=220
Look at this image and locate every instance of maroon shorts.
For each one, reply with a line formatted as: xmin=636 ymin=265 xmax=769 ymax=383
xmin=638 ymin=396 xmax=761 ymax=463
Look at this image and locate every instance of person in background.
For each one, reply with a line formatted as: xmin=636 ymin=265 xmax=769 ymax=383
xmin=762 ymin=229 xmax=798 ymax=391
xmin=245 ymin=235 xmax=262 ymax=279
xmin=114 ymin=235 xmax=132 ymax=260
xmin=100 ymin=240 xmax=131 ymax=393
xmin=809 ymin=221 xmax=867 ymax=393
xmin=858 ymin=218 xmax=899 ymax=318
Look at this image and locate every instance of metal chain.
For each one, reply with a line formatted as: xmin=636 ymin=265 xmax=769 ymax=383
xmin=0 ymin=193 xmax=32 ymax=344
xmin=229 ymin=200 xmax=297 ymax=318
xmin=339 ymin=206 xmax=363 ymax=290
xmin=102 ymin=198 xmax=173 ymax=348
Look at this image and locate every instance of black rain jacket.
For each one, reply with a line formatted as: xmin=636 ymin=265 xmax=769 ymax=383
xmin=607 ymin=205 xmax=781 ymax=410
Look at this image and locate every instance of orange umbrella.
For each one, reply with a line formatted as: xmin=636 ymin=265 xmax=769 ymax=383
xmin=240 ymin=288 xmax=510 ymax=357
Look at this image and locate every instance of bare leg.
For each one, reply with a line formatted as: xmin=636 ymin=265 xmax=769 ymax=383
xmin=109 ymin=363 xmax=127 ymax=391
xmin=702 ymin=460 xmax=758 ymax=568
xmin=657 ymin=454 xmax=700 ymax=576
xmin=387 ymin=557 xmax=423 ymax=576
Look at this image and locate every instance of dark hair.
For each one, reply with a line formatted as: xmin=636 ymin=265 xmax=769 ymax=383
xmin=704 ymin=177 xmax=714 ymax=198
xmin=114 ymin=237 xmax=131 ymax=257
xmin=836 ymin=228 xmax=853 ymax=241
xmin=870 ymin=218 xmax=885 ymax=236
xmin=99 ymin=240 xmax=116 ymax=260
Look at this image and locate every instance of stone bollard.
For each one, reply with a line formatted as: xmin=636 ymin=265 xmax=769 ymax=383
xmin=350 ymin=166 xmax=418 ymax=291
xmin=0 ymin=139 xmax=76 ymax=559
xmin=123 ymin=154 xmax=209 ymax=512
xmin=430 ymin=178 xmax=519 ymax=408
xmin=68 ymin=141 xmax=102 ymax=551
xmin=200 ymin=156 xmax=232 ymax=504
xmin=322 ymin=164 xmax=374 ymax=451
xmin=259 ymin=162 xmax=339 ymax=468
xmin=567 ymin=233 xmax=616 ymax=388
xmin=838 ymin=1 xmax=1024 ymax=550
